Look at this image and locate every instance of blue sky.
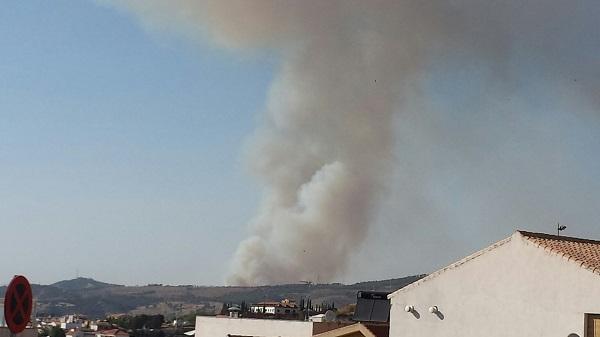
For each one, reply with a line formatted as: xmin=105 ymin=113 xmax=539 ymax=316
xmin=0 ymin=1 xmax=275 ymax=285
xmin=1 ymin=1 xmax=599 ymax=286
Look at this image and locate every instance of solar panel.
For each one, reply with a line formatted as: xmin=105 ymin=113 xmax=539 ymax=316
xmin=352 ymin=291 xmax=390 ymax=323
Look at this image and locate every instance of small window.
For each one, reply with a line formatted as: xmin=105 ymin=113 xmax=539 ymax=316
xmin=586 ymin=314 xmax=600 ymax=337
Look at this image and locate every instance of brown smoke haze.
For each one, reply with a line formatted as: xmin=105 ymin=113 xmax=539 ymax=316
xmin=107 ymin=1 xmax=600 ymax=285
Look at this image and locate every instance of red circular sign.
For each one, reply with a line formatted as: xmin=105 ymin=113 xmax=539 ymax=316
xmin=4 ymin=275 xmax=33 ymax=334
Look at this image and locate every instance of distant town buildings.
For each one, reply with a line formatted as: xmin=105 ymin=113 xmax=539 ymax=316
xmin=66 ymin=328 xmax=85 ymax=337
xmin=249 ymin=299 xmax=300 ymax=317
xmin=60 ymin=315 xmax=87 ymax=330
xmin=34 ymin=316 xmax=134 ymax=337
xmin=195 ymin=291 xmax=389 ymax=337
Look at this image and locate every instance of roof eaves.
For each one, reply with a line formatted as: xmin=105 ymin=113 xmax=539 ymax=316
xmin=313 ymin=323 xmax=376 ymax=337
xmin=517 ymin=230 xmax=600 ymax=245
xmin=388 ymin=235 xmax=513 ymax=299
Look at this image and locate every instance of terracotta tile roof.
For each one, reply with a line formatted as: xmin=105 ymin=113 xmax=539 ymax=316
xmin=97 ymin=329 xmax=129 ymax=337
xmin=519 ymin=231 xmax=600 ymax=275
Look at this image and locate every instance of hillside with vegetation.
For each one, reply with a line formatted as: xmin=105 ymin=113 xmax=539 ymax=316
xmin=1 ymin=275 xmax=425 ymax=319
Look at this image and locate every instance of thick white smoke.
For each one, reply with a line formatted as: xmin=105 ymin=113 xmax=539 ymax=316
xmin=108 ymin=0 xmax=600 ymax=285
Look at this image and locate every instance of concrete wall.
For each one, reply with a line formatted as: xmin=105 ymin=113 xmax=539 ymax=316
xmin=389 ymin=232 xmax=600 ymax=337
xmin=195 ymin=316 xmax=314 ymax=337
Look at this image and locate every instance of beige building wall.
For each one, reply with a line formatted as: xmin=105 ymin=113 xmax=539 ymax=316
xmin=389 ymin=232 xmax=600 ymax=337
xmin=195 ymin=316 xmax=314 ymax=337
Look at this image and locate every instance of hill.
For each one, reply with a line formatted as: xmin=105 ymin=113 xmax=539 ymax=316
xmin=51 ymin=277 xmax=120 ymax=291
xmin=19 ymin=275 xmax=425 ymax=319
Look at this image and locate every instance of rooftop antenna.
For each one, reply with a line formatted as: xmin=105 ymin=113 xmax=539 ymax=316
xmin=557 ymin=223 xmax=567 ymax=236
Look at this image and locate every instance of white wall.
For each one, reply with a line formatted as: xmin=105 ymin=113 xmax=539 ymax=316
xmin=390 ymin=232 xmax=600 ymax=337
xmin=61 ymin=323 xmax=82 ymax=330
xmin=250 ymin=305 xmax=276 ymax=314
xmin=195 ymin=316 xmax=314 ymax=337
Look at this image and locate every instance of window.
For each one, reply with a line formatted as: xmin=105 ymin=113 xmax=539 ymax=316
xmin=586 ymin=314 xmax=600 ymax=337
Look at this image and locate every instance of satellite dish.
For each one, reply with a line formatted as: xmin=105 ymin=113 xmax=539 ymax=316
xmin=324 ymin=310 xmax=337 ymax=322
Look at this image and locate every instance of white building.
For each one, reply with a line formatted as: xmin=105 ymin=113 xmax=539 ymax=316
xmin=60 ymin=315 xmax=87 ymax=330
xmin=195 ymin=316 xmax=348 ymax=337
xmin=250 ymin=299 xmax=299 ymax=316
xmin=196 ymin=317 xmax=312 ymax=337
xmin=309 ymin=314 xmax=326 ymax=322
xmin=61 ymin=322 xmax=83 ymax=330
xmin=389 ymin=230 xmax=600 ymax=337
xmin=89 ymin=321 xmax=111 ymax=331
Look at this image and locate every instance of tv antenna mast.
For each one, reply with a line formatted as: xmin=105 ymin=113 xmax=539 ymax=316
xmin=557 ymin=223 xmax=567 ymax=236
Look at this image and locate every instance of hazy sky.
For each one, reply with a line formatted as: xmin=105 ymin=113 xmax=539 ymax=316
xmin=1 ymin=1 xmax=599 ymax=286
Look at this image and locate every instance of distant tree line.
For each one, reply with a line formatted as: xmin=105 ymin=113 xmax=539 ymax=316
xmin=299 ymin=297 xmax=336 ymax=314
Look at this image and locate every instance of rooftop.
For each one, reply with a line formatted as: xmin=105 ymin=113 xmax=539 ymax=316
xmin=390 ymin=230 xmax=600 ymax=298
xmin=519 ymin=230 xmax=600 ymax=275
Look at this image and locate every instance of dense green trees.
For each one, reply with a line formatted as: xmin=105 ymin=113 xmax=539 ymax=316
xmin=49 ymin=327 xmax=66 ymax=337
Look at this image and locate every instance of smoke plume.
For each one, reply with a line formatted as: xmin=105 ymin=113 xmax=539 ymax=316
xmin=109 ymin=1 xmax=600 ymax=285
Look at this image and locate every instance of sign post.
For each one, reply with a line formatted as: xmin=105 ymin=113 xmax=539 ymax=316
xmin=3 ymin=275 xmax=33 ymax=335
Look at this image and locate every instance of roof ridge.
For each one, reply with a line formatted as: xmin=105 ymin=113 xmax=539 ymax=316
xmin=517 ymin=230 xmax=600 ymax=245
